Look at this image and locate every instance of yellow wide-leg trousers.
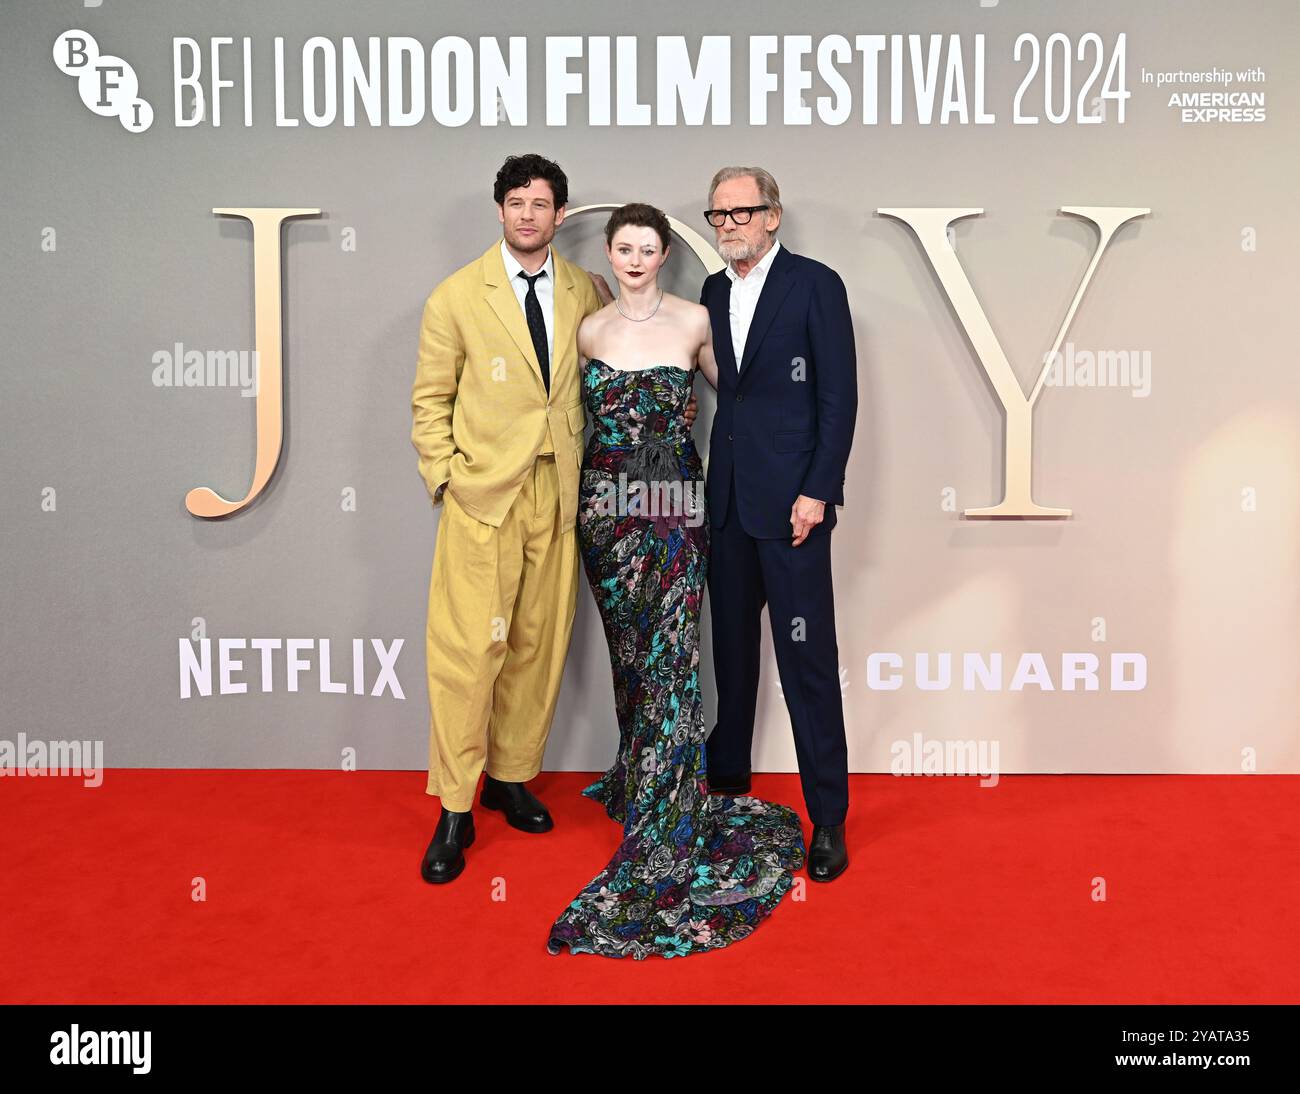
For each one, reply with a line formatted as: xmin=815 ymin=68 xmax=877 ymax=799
xmin=424 ymin=453 xmax=580 ymax=812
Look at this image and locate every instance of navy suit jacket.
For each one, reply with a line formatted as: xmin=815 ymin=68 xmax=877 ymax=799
xmin=701 ymin=244 xmax=858 ymax=539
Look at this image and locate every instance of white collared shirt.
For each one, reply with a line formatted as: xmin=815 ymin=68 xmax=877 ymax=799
xmin=725 ymin=239 xmax=782 ymax=369
xmin=500 ymin=238 xmax=555 ymax=364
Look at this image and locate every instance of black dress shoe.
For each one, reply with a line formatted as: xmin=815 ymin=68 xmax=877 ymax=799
xmin=480 ymin=775 xmax=554 ymax=833
xmin=808 ymin=823 xmax=848 ymax=882
xmin=421 ymin=808 xmax=475 ymax=884
xmin=707 ymin=770 xmax=751 ymax=795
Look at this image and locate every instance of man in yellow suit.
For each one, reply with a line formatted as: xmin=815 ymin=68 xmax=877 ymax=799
xmin=411 ymin=154 xmax=697 ymax=884
xmin=410 ymin=153 xmax=593 ymax=884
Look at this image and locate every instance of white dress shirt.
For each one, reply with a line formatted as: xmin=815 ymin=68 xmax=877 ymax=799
xmin=500 ymin=239 xmax=555 ymax=365
xmin=725 ymin=239 xmax=782 ymax=369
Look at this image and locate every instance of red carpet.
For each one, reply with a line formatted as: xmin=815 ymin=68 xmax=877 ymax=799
xmin=2 ymin=771 xmax=1295 ymax=1003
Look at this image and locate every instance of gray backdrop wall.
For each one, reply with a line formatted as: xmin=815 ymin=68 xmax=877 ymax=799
xmin=2 ymin=0 xmax=1297 ymax=776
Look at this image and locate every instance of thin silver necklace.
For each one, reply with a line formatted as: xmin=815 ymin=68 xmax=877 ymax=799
xmin=615 ymin=289 xmax=663 ymax=322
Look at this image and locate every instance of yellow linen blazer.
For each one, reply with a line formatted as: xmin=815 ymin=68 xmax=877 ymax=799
xmin=411 ymin=240 xmax=602 ymax=533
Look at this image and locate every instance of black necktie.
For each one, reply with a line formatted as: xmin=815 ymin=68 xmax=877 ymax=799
xmin=517 ymin=269 xmax=550 ymax=395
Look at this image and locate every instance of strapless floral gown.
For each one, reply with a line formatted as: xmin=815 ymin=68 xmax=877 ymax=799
xmin=545 ymin=358 xmax=805 ymax=960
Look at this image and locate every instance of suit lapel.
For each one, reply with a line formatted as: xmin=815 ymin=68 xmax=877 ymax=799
xmin=482 ymin=242 xmax=545 ymax=390
xmin=707 ymin=277 xmax=739 ymax=382
xmin=550 ymin=249 xmax=578 ymax=377
xmin=738 ymin=244 xmax=796 ymax=380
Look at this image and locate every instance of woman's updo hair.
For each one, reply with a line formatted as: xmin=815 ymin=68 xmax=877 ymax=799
xmin=603 ymin=202 xmax=672 ymax=253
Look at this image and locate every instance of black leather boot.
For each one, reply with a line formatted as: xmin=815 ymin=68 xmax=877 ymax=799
xmin=706 ymin=770 xmax=752 ymax=795
xmin=480 ymin=774 xmax=553 ymax=833
xmin=808 ymin=823 xmax=848 ymax=882
xmin=420 ymin=808 xmax=475 ymax=884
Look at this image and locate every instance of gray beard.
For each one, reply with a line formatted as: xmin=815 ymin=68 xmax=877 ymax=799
xmin=719 ymin=237 xmax=767 ymax=263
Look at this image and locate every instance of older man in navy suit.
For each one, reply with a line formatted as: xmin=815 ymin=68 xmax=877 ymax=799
xmin=700 ymin=166 xmax=858 ymax=881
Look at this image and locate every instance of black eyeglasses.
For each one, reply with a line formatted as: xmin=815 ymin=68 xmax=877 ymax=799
xmin=703 ymin=205 xmax=770 ymax=228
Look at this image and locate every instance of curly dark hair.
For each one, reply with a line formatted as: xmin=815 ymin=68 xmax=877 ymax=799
xmin=493 ymin=153 xmax=569 ymax=208
xmin=603 ymin=202 xmax=671 ymax=253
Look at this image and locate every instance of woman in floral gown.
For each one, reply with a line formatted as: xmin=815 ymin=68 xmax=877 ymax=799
xmin=545 ymin=204 xmax=805 ymax=959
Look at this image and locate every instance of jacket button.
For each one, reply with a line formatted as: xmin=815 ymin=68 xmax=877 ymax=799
xmin=735 ymin=394 xmax=743 ymax=402
xmin=727 ymin=433 xmax=733 ymax=441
